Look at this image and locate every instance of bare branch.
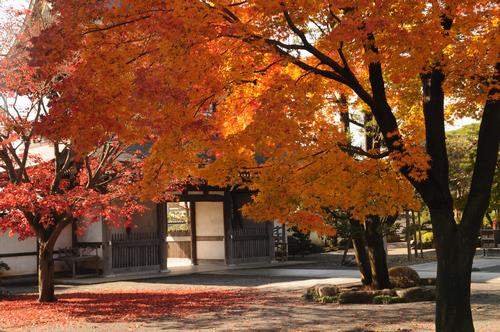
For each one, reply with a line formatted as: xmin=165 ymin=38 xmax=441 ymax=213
xmin=82 ymin=16 xmax=151 ymax=35
xmin=338 ymin=143 xmax=390 ymax=159
xmin=282 ymin=10 xmax=345 ymax=74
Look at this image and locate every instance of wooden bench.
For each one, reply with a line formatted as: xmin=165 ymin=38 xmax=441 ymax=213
xmin=54 ymin=244 xmax=100 ymax=278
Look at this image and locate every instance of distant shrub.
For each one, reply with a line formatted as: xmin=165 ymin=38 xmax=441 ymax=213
xmin=0 ymin=261 xmax=9 ymax=273
xmin=0 ymin=261 xmax=11 ymax=298
xmin=287 ymin=227 xmax=323 ymax=256
xmin=420 ymin=231 xmax=433 ymax=244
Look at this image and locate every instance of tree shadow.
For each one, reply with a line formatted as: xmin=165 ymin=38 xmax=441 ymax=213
xmin=139 ymin=273 xmax=334 ymax=287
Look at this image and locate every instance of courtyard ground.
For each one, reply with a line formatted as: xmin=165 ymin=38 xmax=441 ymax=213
xmin=2 ymin=276 xmax=500 ymax=331
xmin=2 ymin=244 xmax=500 ymax=331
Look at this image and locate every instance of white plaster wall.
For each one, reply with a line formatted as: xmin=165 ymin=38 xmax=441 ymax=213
xmin=0 ymin=224 xmax=73 ymax=277
xmin=0 ymin=233 xmax=36 ymax=253
xmin=77 ymin=220 xmax=103 ymax=243
xmin=195 ymin=202 xmax=225 ymax=260
xmin=0 ymin=233 xmax=37 ymax=276
xmin=196 ymin=241 xmax=225 ymax=260
xmin=1 ymin=256 xmax=37 ymax=276
xmin=55 ymin=224 xmax=73 ymax=249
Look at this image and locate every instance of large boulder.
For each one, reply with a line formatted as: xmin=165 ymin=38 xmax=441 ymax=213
xmin=396 ymin=286 xmax=436 ymax=302
xmin=389 ymin=266 xmax=421 ymax=288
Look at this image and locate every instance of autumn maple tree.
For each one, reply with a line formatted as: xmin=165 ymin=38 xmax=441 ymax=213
xmin=0 ymin=4 xmax=143 ymax=302
xmin=29 ymin=0 xmax=498 ymax=330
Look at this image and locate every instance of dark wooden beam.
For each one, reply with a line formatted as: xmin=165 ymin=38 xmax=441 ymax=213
xmin=190 ymin=202 xmax=198 ymax=265
xmin=223 ymin=190 xmax=234 ymax=265
xmin=157 ymin=203 xmax=168 ymax=272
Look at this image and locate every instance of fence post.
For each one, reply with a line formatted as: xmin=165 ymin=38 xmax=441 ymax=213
xmin=157 ymin=203 xmax=168 ymax=272
xmin=101 ymin=217 xmax=113 ymax=276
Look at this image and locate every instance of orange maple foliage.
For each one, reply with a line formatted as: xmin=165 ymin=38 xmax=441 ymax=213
xmin=31 ymin=0 xmax=482 ymax=230
xmin=25 ymin=0 xmax=500 ymax=328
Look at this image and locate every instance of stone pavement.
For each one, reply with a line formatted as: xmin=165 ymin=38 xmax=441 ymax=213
xmin=206 ymin=256 xmax=500 ymax=285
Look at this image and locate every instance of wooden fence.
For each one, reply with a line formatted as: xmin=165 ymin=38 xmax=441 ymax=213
xmin=111 ymin=231 xmax=161 ymax=271
xmin=231 ymin=225 xmax=270 ymax=263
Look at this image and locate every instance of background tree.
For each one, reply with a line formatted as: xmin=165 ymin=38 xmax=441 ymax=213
xmin=0 ymin=4 xmax=143 ymax=302
xmin=0 ymin=89 xmax=144 ymax=302
xmin=447 ymin=123 xmax=499 ymax=224
xmin=30 ymin=1 xmax=498 ymax=329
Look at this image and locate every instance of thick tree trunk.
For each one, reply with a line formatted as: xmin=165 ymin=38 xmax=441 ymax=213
xmin=432 ymin=208 xmax=475 ymax=332
xmin=365 ymin=217 xmax=391 ymax=289
xmin=38 ymin=241 xmax=56 ymax=302
xmin=350 ymin=220 xmax=372 ymax=286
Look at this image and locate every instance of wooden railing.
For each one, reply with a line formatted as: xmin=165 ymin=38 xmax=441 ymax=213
xmin=111 ymin=232 xmax=160 ymax=271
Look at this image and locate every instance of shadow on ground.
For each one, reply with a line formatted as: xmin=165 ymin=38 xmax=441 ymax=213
xmin=138 ymin=273 xmax=330 ymax=287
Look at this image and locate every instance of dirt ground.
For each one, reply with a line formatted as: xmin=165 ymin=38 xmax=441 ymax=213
xmin=2 ymin=274 xmax=500 ymax=332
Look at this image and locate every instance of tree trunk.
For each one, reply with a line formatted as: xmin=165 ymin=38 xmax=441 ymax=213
xmin=418 ymin=211 xmax=424 ymax=258
xmin=38 ymin=241 xmax=56 ymax=302
xmin=432 ymin=208 xmax=475 ymax=332
xmin=350 ymin=220 xmax=372 ymax=286
xmin=365 ymin=217 xmax=391 ymax=289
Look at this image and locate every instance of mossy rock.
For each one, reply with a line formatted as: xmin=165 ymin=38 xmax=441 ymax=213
xmin=370 ymin=288 xmax=397 ymax=297
xmin=316 ymin=285 xmax=340 ymax=297
xmin=338 ymin=290 xmax=375 ymax=304
xmin=318 ymin=295 xmax=339 ymax=303
xmin=305 ymin=284 xmax=340 ymax=300
xmin=372 ymin=295 xmax=404 ymax=304
xmin=389 ymin=266 xmax=420 ymax=288
xmin=396 ymin=286 xmax=436 ymax=302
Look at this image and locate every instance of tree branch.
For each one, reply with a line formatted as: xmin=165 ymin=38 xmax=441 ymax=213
xmin=282 ymin=10 xmax=345 ymax=74
xmin=461 ymin=65 xmax=499 ymax=233
xmin=338 ymin=144 xmax=390 ymax=159
xmin=82 ymin=16 xmax=151 ymax=35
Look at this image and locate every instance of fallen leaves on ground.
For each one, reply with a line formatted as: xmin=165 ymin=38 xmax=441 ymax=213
xmin=0 ymin=289 xmax=258 ymax=328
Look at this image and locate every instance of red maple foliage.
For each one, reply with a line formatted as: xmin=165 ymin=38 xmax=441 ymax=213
xmin=0 ymin=3 xmax=145 ymax=302
xmin=0 ymin=290 xmax=258 ymax=329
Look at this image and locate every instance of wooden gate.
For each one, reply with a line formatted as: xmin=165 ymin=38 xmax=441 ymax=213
xmin=111 ymin=231 xmax=160 ymax=272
